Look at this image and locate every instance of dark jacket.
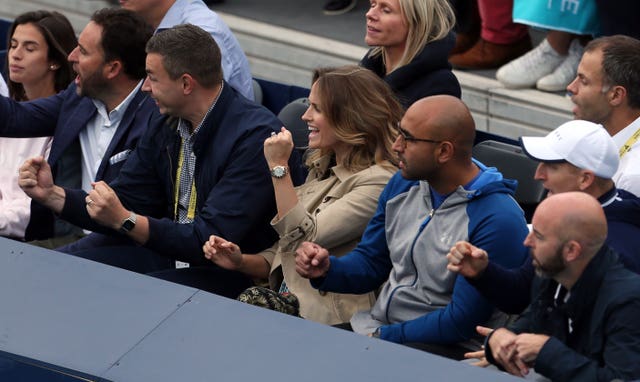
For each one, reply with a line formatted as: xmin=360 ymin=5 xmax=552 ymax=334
xmin=0 ymin=83 xmax=156 ymax=240
xmin=470 ymin=187 xmax=640 ymax=314
xmin=487 ymin=245 xmax=640 ymax=382
xmin=59 ymin=83 xmax=302 ymax=264
xmin=360 ymin=31 xmax=461 ymax=108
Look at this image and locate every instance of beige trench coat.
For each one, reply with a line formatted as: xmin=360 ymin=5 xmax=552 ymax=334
xmin=259 ymin=156 xmax=395 ymax=325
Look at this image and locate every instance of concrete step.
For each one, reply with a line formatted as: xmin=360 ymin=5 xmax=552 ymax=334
xmin=221 ymin=12 xmax=573 ymax=139
xmin=1 ymin=0 xmax=572 ymax=140
xmin=0 ymin=0 xmax=110 ymax=33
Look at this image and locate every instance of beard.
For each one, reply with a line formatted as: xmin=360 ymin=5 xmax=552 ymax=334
xmin=77 ymin=69 xmax=109 ymax=100
xmin=531 ymin=246 xmax=566 ymax=279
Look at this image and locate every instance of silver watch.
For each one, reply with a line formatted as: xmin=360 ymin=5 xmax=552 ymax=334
xmin=270 ymin=165 xmax=289 ymax=179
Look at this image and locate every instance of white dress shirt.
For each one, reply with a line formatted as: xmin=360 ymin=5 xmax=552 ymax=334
xmin=612 ymin=115 xmax=640 ymax=196
xmin=79 ymin=81 xmax=142 ymax=192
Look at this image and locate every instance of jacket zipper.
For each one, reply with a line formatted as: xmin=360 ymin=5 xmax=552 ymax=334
xmin=384 ymin=208 xmax=435 ymax=322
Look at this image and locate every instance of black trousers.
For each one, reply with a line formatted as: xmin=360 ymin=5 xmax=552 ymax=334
xmin=448 ymin=0 xmax=480 ymax=35
xmin=596 ymin=0 xmax=640 ymax=39
xmin=149 ymin=267 xmax=252 ymax=299
xmin=62 ymin=242 xmax=251 ymax=299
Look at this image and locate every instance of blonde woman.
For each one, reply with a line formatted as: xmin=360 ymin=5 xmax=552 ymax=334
xmin=361 ymin=0 xmax=460 ymax=107
xmin=204 ymin=65 xmax=402 ymax=325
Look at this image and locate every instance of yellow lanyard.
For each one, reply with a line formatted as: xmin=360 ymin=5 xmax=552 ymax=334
xmin=619 ymin=127 xmax=640 ymax=158
xmin=174 ymin=141 xmax=197 ymax=221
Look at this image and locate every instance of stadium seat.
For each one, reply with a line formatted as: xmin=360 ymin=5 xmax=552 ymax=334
xmin=277 ymin=97 xmax=309 ymax=150
xmin=473 ymin=140 xmax=546 ymax=221
xmin=252 ymin=78 xmax=263 ymax=104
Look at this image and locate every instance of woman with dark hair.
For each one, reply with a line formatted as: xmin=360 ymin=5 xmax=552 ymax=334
xmin=203 ymin=65 xmax=403 ymax=325
xmin=6 ymin=11 xmax=76 ymax=100
xmin=0 ymin=11 xmax=76 ymax=239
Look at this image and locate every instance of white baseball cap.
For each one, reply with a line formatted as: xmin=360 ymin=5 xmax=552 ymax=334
xmin=520 ymin=120 xmax=619 ymax=178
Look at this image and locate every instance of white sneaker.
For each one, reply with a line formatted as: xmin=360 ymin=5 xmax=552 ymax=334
xmin=536 ymin=39 xmax=584 ymax=92
xmin=496 ymin=38 xmax=564 ymax=89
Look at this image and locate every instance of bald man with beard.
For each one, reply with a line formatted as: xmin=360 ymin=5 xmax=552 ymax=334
xmin=479 ymin=192 xmax=640 ymax=381
xmin=294 ymin=95 xmax=529 ymax=359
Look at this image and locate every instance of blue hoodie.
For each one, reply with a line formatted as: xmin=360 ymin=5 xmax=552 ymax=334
xmin=313 ymin=162 xmax=529 ymax=344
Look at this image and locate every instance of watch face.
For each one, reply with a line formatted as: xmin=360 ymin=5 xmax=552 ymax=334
xmin=271 ymin=166 xmax=287 ymax=178
xmin=273 ymin=167 xmax=285 ymax=177
xmin=121 ymin=219 xmax=135 ymax=232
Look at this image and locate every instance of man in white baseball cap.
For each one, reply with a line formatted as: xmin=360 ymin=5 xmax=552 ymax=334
xmin=450 ymin=119 xmax=640 ymax=286
xmin=521 ymin=120 xmax=619 ymax=184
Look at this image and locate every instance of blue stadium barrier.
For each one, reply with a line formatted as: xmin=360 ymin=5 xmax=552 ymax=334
xmin=255 ymin=77 xmax=309 ymax=115
xmin=0 ymin=237 xmax=519 ymax=381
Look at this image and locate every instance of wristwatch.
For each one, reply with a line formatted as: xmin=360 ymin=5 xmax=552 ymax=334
xmin=270 ymin=165 xmax=289 ymax=179
xmin=119 ymin=212 xmax=137 ymax=233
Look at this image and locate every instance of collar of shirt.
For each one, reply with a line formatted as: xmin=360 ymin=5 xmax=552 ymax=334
xmin=598 ymin=187 xmax=618 ymax=208
xmin=612 ymin=114 xmax=640 ymax=148
xmin=91 ymin=80 xmax=143 ymax=128
xmin=309 ymin=155 xmax=356 ymax=182
xmin=331 ymin=165 xmax=356 ymax=182
xmin=177 ymin=81 xmax=224 ymax=141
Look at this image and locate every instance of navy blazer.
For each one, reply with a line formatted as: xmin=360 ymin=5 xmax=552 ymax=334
xmin=0 ymin=83 xmax=157 ymax=240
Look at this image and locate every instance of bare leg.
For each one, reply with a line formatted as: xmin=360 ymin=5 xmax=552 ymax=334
xmin=546 ymin=30 xmax=574 ymax=55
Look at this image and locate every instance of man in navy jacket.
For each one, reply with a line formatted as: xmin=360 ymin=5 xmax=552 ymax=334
xmin=0 ymin=9 xmax=155 ymax=243
xmin=19 ymin=24 xmax=301 ymax=297
xmin=483 ymin=192 xmax=640 ymax=381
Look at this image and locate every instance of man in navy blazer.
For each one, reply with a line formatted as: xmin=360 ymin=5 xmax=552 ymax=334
xmin=0 ymin=8 xmax=155 ymax=243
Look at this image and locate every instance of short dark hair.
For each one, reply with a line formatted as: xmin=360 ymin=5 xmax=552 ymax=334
xmin=7 ymin=10 xmax=77 ymax=101
xmin=585 ymin=35 xmax=640 ymax=109
xmin=91 ymin=8 xmax=153 ymax=80
xmin=145 ymin=24 xmax=222 ymax=88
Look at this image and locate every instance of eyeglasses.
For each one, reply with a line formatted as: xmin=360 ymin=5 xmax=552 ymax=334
xmin=397 ymin=126 xmax=442 ymax=146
